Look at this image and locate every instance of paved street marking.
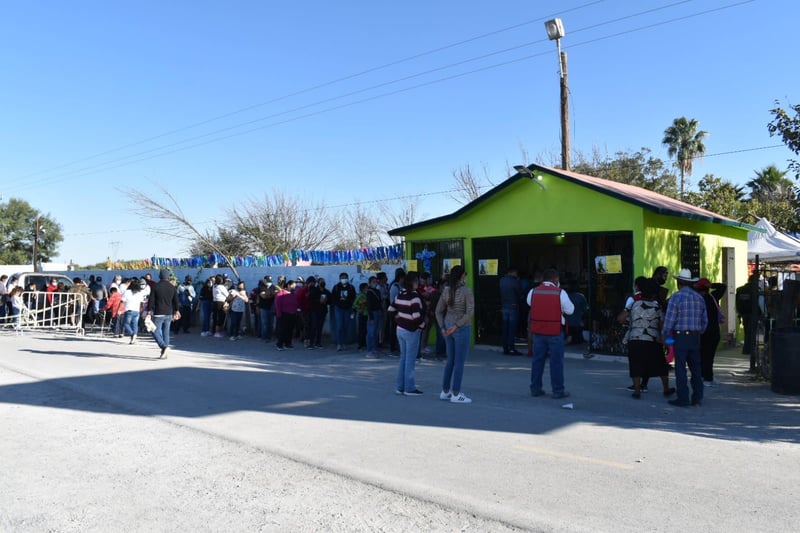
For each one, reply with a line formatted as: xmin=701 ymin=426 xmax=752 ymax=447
xmin=513 ymin=445 xmax=635 ymax=470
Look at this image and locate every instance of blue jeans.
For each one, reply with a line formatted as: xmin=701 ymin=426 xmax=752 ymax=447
xmin=367 ymin=310 xmax=382 ymax=352
xmin=442 ymin=324 xmax=471 ymax=393
xmin=200 ymin=300 xmax=212 ymax=333
xmin=152 ymin=314 xmax=172 ymax=349
xmin=123 ymin=310 xmax=140 ymax=336
xmin=259 ymin=307 xmax=275 ymax=340
xmin=334 ymin=306 xmax=351 ymax=345
xmin=396 ymin=327 xmax=420 ymax=392
xmin=673 ymin=334 xmax=704 ymax=404
xmin=531 ymin=333 xmax=566 ymax=395
xmin=501 ymin=304 xmax=519 ymax=350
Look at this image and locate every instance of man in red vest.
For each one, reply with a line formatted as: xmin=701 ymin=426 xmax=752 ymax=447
xmin=528 ymin=268 xmax=574 ymax=399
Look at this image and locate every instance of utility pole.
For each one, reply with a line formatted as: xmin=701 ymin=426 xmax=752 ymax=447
xmin=33 ymin=216 xmax=41 ymax=272
xmin=559 ymin=50 xmax=570 ymax=171
xmin=545 ymin=18 xmax=570 ymax=171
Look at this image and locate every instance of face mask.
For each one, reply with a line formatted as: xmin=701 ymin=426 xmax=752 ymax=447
xmin=51 ymin=282 xmax=57 ymax=286
xmin=340 ymin=279 xmax=348 ymax=285
xmin=265 ymin=282 xmax=272 ymax=287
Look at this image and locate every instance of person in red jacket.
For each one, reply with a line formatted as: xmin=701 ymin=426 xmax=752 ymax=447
xmin=274 ymin=279 xmax=299 ymax=351
xmin=527 ymin=269 xmax=574 ymax=399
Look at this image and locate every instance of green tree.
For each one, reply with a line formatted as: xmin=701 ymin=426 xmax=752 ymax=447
xmin=768 ymin=100 xmax=800 ymax=179
xmin=662 ymin=117 xmax=708 ymax=199
xmin=571 ymin=147 xmax=678 ymax=197
xmin=0 ymin=198 xmax=63 ymax=266
xmin=746 ymin=165 xmax=793 ymax=202
xmin=683 ymin=174 xmax=745 ymax=219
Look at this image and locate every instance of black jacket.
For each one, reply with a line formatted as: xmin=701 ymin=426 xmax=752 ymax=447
xmin=149 ymin=280 xmax=179 ymax=315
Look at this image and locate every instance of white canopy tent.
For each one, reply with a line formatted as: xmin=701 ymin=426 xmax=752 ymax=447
xmin=748 ymin=217 xmax=800 ymax=262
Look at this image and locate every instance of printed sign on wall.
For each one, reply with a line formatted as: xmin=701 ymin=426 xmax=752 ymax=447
xmin=478 ymin=259 xmax=498 ymax=276
xmin=594 ymin=255 xmax=622 ymax=274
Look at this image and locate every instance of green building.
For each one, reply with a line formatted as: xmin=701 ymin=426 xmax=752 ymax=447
xmin=389 ymin=164 xmax=755 ymax=353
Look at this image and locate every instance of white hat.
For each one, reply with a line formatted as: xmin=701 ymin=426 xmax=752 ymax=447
xmin=673 ymin=268 xmax=699 ymax=283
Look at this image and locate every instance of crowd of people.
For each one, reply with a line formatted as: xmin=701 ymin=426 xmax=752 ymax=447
xmin=1 ymin=262 xmax=759 ymax=408
xmin=497 ymin=264 xmax=730 ymax=407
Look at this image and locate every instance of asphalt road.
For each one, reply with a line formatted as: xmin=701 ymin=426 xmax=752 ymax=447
xmin=1 ymin=330 xmax=798 ymax=532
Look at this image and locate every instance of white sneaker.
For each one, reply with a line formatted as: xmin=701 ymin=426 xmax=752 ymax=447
xmin=439 ymin=390 xmax=452 ymax=401
xmin=450 ymin=392 xmax=472 ymax=404
xmin=201 ymin=331 xmax=210 ymax=337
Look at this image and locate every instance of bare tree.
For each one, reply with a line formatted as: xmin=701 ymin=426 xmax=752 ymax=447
xmin=123 ymin=186 xmax=242 ymax=280
xmin=380 ymin=197 xmax=420 ymax=244
xmin=334 ymin=203 xmax=384 ymax=249
xmin=449 ymin=162 xmax=494 ymax=205
xmin=227 ymin=190 xmax=339 ymax=254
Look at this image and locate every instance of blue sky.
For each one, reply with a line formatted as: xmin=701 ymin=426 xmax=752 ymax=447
xmin=1 ymin=0 xmax=798 ymax=265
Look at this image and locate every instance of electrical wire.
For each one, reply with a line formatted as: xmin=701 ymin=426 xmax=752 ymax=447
xmin=15 ymin=0 xmax=607 ymax=182
xmin=12 ymin=0 xmax=710 ymax=190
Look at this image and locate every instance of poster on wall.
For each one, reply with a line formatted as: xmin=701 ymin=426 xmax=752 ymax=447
xmin=442 ymin=258 xmax=462 ymax=275
xmin=405 ymin=259 xmax=419 ymax=272
xmin=594 ymin=255 xmax=622 ymax=274
xmin=478 ymin=259 xmax=498 ymax=276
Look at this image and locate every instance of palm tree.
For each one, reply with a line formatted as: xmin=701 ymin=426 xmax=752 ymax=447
xmin=746 ymin=164 xmax=792 ymax=202
xmin=662 ymin=117 xmax=708 ymax=200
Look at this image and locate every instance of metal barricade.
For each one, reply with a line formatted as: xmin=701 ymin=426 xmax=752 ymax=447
xmin=0 ymin=291 xmax=87 ymax=336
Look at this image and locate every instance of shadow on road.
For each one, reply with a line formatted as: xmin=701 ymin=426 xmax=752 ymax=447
xmin=1 ymin=334 xmax=798 ymax=446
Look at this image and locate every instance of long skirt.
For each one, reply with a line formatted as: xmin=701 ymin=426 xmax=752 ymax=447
xmin=628 ymin=339 xmax=669 ymax=378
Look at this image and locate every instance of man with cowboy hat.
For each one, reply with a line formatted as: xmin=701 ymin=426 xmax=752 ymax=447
xmin=662 ymin=268 xmax=708 ymax=407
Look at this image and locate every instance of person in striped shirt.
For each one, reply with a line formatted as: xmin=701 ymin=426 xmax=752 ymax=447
xmin=389 ymin=271 xmax=425 ymax=396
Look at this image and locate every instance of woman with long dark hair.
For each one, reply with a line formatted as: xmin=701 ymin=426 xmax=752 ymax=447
xmin=435 ymin=265 xmax=475 ymax=404
xmin=390 ymin=271 xmax=425 ymax=395
xmin=627 ymin=279 xmax=675 ymax=399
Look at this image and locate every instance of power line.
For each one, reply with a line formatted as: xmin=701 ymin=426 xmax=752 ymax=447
xmin=62 ymin=135 xmax=780 ymax=239
xmin=694 ymin=144 xmax=785 ymax=159
xmin=15 ymin=0 xmax=606 ymax=183
xmin=13 ymin=0 xmax=721 ymax=191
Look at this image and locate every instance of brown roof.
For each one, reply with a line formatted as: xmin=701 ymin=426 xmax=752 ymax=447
xmin=389 ymin=164 xmax=757 ymax=235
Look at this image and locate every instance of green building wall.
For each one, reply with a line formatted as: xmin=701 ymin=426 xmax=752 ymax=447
xmin=397 ymin=171 xmax=749 ymax=345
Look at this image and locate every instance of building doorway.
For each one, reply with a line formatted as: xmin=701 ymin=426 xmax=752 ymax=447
xmin=472 ymin=231 xmax=634 ymax=354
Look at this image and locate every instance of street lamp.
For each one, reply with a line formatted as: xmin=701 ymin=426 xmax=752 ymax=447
xmin=544 ymin=17 xmax=570 ymax=171
xmin=513 ymin=165 xmax=547 ymax=190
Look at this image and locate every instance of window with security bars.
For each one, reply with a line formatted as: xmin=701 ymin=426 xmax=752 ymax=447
xmin=410 ymin=240 xmax=464 ymax=281
xmin=680 ymin=234 xmax=701 ymax=278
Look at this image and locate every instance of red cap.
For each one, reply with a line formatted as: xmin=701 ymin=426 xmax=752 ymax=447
xmin=696 ymin=278 xmax=711 ymax=290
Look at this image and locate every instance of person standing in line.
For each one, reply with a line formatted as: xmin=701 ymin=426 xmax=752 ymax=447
xmin=354 ymin=282 xmax=369 ymax=351
xmin=257 ymin=276 xmax=278 ymax=342
xmin=198 ymin=277 xmax=214 ymax=336
xmin=8 ymin=287 xmax=26 ymax=333
xmin=627 ymin=279 xmax=675 ymax=399
xmin=499 ymin=267 xmax=523 ymax=355
xmin=147 ymin=269 xmax=179 ymax=359
xmin=331 ymin=272 xmax=356 ymax=351
xmin=435 ymin=265 xmax=475 ymax=404
xmin=386 ymin=268 xmax=406 ymax=355
xmin=274 ymin=279 xmax=298 ymax=351
xmin=695 ymin=277 xmax=726 ymax=386
xmin=309 ymin=277 xmax=330 ymax=348
xmin=212 ymin=275 xmax=229 ymax=338
xmin=0 ymin=274 xmax=10 ymax=325
xmin=566 ymin=280 xmax=588 ymax=346
xmin=375 ymin=272 xmax=389 ymax=349
xmin=662 ymin=269 xmax=708 ymax=407
xmin=528 ymin=268 xmax=574 ymax=400
xmin=121 ymin=278 xmax=146 ymax=345
xmin=365 ymin=276 xmax=383 ymax=358
xmin=175 ymin=275 xmax=195 ymax=334
xmin=391 ymin=271 xmax=425 ymax=395
xmin=227 ymin=281 xmax=249 ymax=340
